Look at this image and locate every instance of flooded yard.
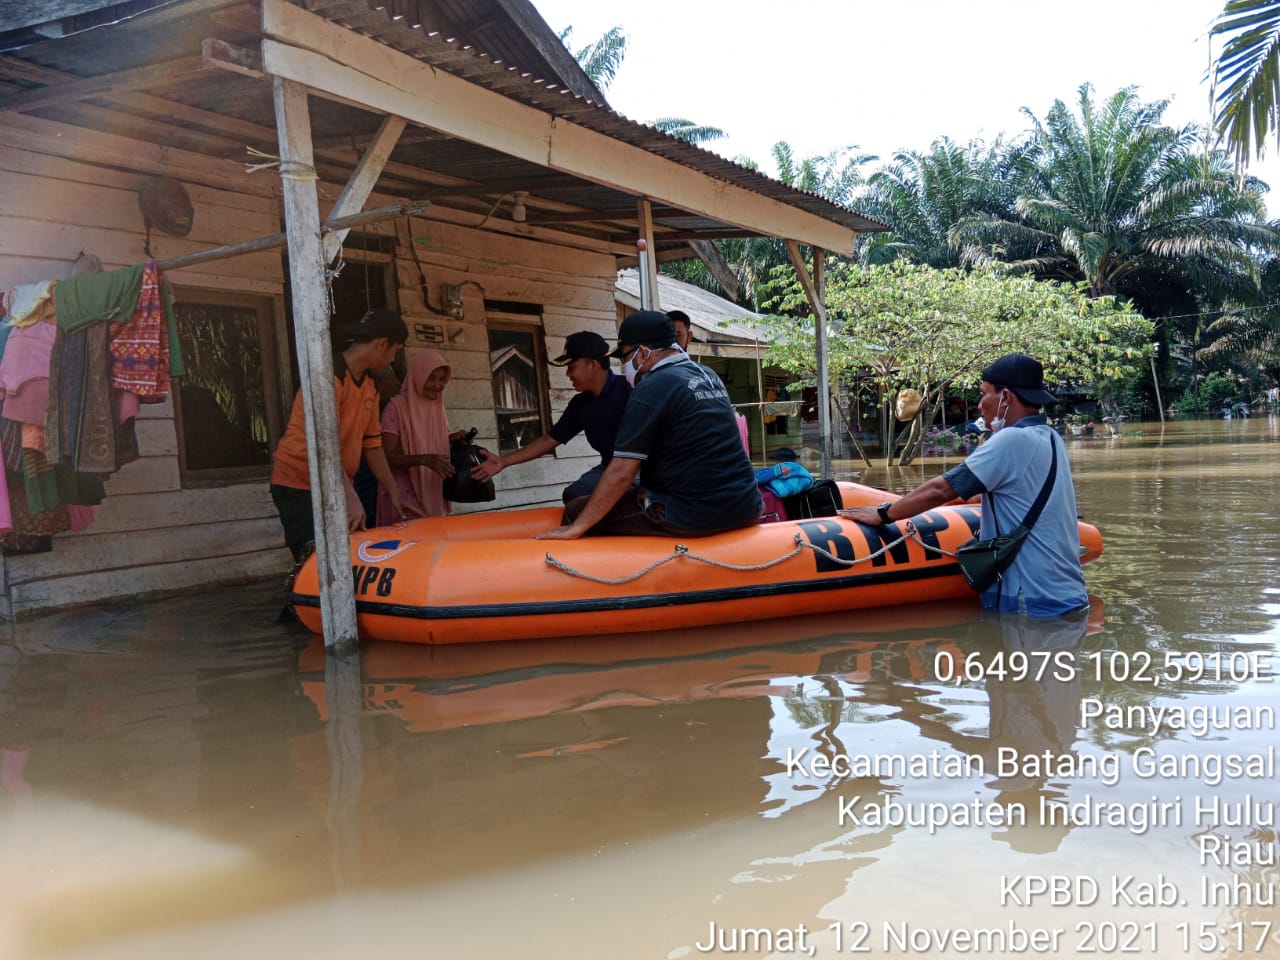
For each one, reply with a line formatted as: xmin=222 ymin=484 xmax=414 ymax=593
xmin=2 ymin=417 xmax=1278 ymax=959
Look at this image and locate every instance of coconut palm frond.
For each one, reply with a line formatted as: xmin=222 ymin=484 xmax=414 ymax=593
xmin=1212 ymin=0 xmax=1280 ymax=164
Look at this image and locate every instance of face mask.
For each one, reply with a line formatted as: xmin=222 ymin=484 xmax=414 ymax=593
xmin=622 ymin=347 xmax=646 ymax=387
xmin=989 ymin=393 xmax=1010 ymax=432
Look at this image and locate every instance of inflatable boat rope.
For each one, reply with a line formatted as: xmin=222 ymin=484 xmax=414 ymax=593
xmin=545 ymin=521 xmax=952 ymax=585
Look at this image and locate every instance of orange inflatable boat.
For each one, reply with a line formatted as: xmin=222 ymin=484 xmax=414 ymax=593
xmin=286 ymin=481 xmax=1104 ymax=645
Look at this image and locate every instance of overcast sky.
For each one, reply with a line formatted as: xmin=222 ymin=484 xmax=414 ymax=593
xmin=532 ymin=0 xmax=1279 ymax=219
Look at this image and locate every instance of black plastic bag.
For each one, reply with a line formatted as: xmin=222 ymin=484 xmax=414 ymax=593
xmin=954 ymin=524 xmax=1030 ymax=591
xmin=442 ymin=428 xmax=496 ymax=503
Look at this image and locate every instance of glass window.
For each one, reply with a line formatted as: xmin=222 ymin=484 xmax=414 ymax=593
xmin=487 ymin=316 xmax=550 ymax=453
xmin=172 ymin=292 xmax=282 ymax=483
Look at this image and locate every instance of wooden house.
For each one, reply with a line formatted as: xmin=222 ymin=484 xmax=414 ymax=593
xmin=0 ymin=0 xmax=886 ymax=625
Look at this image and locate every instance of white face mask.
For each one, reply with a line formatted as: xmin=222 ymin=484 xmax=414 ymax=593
xmin=989 ymin=393 xmax=1010 ymax=432
xmin=621 ymin=347 xmax=646 ymax=387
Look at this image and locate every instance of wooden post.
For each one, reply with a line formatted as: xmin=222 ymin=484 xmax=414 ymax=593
xmin=636 ymin=198 xmax=659 ymax=310
xmin=785 ymin=240 xmax=833 ymax=480
xmin=273 ymin=76 xmax=358 ymax=653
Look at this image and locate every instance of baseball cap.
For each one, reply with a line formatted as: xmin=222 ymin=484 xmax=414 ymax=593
xmin=551 ymin=330 xmax=610 ymax=366
xmin=609 ymin=310 xmax=675 ymax=357
xmin=342 ymin=308 xmax=408 ymax=345
xmin=981 ymin=353 xmax=1058 ymax=406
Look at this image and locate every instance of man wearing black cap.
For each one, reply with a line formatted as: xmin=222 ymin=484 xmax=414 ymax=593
xmin=841 ymin=353 xmax=1088 ymax=616
xmin=536 ymin=311 xmax=761 ymax=539
xmin=474 ymin=330 xmax=632 ymax=502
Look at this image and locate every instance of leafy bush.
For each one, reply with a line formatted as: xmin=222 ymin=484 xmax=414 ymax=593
xmin=1173 ymin=372 xmax=1238 ymax=414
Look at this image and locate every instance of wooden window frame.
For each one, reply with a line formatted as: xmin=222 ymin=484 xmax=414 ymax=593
xmin=486 ymin=310 xmax=551 ymax=454
xmin=171 ymin=288 xmax=286 ymax=487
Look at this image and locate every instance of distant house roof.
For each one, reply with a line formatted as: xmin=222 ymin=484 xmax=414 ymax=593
xmin=615 ymin=270 xmax=772 ymax=360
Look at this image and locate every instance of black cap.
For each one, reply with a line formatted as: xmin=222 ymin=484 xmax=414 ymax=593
xmin=342 ymin=308 xmax=408 ymax=345
xmin=551 ymin=330 xmax=610 ymax=366
xmin=981 ymin=353 xmax=1057 ymax=406
xmin=610 ymin=310 xmax=675 ymax=357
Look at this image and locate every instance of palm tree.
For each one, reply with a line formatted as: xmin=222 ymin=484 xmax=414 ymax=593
xmin=858 ymin=137 xmax=1027 ymax=267
xmin=957 ymin=85 xmax=1279 ymax=306
xmin=1211 ymin=0 xmax=1280 ymax=165
xmin=559 ymin=25 xmax=628 ymax=91
xmin=955 ymin=83 xmax=1280 ymax=397
xmin=1197 ymin=256 xmax=1280 ymax=386
xmin=648 ymin=117 xmax=726 ymax=145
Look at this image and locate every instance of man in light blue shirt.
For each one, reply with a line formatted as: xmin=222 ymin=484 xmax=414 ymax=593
xmin=842 ymin=353 xmax=1088 ymax=616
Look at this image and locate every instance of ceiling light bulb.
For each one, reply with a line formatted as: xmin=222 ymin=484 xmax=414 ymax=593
xmin=511 ymin=191 xmax=528 ymax=223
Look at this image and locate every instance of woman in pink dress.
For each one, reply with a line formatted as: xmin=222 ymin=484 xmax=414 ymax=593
xmin=376 ymin=349 xmax=461 ymax=523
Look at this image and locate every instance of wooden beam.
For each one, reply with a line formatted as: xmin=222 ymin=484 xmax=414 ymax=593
xmin=258 ymin=0 xmax=860 ymax=254
xmin=154 ymin=200 xmax=429 ymax=271
xmin=321 ymin=113 xmax=407 ymax=263
xmin=201 ymin=38 xmax=264 ymax=80
xmin=0 ymin=55 xmax=206 ymax=113
xmin=786 ymin=240 xmax=833 ymax=479
xmin=689 ymin=239 xmax=742 ymax=302
xmin=273 ymin=76 xmax=358 ymax=653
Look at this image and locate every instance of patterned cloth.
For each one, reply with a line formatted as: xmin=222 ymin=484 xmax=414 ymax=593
xmin=108 ymin=261 xmax=169 ymax=399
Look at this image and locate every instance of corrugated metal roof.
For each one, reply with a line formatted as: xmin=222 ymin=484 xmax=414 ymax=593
xmin=0 ymin=0 xmax=889 ymax=255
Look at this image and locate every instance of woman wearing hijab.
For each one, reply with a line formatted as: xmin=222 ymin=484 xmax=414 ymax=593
xmin=376 ymin=349 xmax=461 ymax=523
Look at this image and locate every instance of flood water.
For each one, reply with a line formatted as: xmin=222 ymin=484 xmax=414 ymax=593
xmin=2 ymin=417 xmax=1278 ymax=959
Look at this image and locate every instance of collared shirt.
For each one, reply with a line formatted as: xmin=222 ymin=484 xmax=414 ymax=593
xmin=548 ymin=371 xmax=631 ymax=464
xmin=270 ymin=355 xmax=381 ymax=490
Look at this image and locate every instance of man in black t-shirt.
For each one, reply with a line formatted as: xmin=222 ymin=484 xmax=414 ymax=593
xmin=536 ymin=311 xmax=761 ymax=539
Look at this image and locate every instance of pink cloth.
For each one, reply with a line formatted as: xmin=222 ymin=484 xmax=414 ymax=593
xmin=0 ymin=322 xmax=56 ymax=423
xmin=736 ymin=414 xmax=750 ymax=457
xmin=376 ymin=349 xmax=451 ymax=524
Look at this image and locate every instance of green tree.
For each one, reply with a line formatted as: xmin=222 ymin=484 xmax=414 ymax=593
xmin=1211 ymin=0 xmax=1280 ymax=165
xmin=954 ymin=84 xmax=1280 ymax=400
xmin=859 ymin=137 xmax=1028 ymax=267
xmin=759 ymin=261 xmax=1154 ymax=464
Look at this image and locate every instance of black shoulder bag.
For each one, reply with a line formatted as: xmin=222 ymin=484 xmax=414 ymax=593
xmin=442 ymin=428 xmax=497 ymax=504
xmin=954 ymin=432 xmax=1057 ymax=592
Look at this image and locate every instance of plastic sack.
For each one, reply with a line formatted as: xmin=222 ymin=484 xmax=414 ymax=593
xmin=442 ymin=428 xmax=496 ymax=503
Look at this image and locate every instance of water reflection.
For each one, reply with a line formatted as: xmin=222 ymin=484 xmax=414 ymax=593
xmin=1 ymin=418 xmax=1278 ymax=959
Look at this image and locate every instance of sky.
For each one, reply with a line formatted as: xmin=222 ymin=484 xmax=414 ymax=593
xmin=531 ymin=0 xmax=1280 ymax=219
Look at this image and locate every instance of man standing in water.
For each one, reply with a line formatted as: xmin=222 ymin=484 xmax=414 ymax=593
xmin=842 ymin=353 xmax=1088 ymax=616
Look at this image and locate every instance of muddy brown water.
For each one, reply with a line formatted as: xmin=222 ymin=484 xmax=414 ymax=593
xmin=2 ymin=417 xmax=1278 ymax=959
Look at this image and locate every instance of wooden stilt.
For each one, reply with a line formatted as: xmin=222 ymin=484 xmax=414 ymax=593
xmin=273 ymin=76 xmax=358 ymax=653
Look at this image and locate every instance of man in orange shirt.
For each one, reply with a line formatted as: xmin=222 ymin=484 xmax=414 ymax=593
xmin=270 ymin=308 xmax=422 ymax=561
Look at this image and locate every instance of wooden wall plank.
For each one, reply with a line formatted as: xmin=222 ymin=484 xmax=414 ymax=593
xmin=6 ymin=550 xmax=291 ymax=619
xmin=5 ymin=516 xmax=286 ymax=582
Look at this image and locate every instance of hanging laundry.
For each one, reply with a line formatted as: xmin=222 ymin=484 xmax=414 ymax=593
xmin=55 ymin=261 xmax=185 ymax=377
xmin=0 ymin=320 xmax=56 ymax=426
xmin=108 ymin=261 xmax=170 ymax=399
xmin=3 ymin=280 xmax=55 ymax=327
